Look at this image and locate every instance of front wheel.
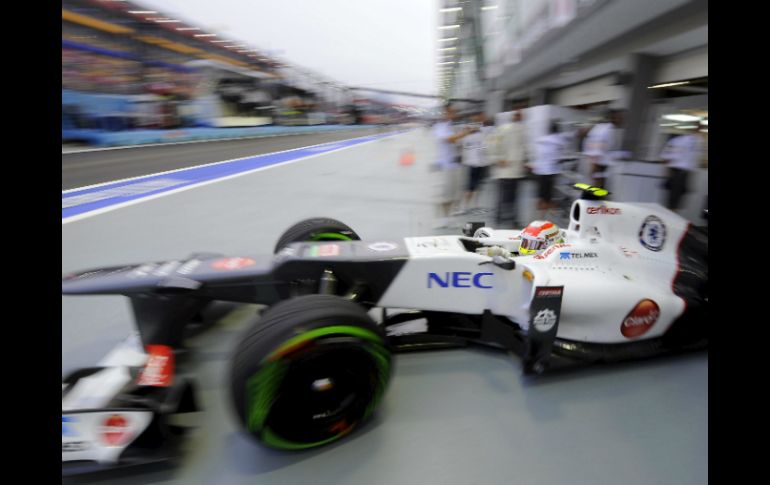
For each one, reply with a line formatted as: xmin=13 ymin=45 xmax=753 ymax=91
xmin=229 ymin=295 xmax=391 ymax=450
xmin=274 ymin=217 xmax=360 ymax=254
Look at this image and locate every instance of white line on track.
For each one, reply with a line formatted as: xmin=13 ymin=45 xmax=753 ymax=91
xmin=61 ymin=130 xmax=407 ymax=225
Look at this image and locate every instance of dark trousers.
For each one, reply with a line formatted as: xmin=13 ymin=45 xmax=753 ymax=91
xmin=667 ymin=168 xmax=690 ymax=210
xmin=496 ymin=178 xmax=521 ymax=227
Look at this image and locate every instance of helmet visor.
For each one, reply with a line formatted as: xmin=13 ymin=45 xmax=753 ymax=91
xmin=520 ymin=237 xmax=547 ymax=254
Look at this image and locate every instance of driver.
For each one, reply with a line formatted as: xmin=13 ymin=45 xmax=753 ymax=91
xmin=518 ymin=220 xmax=564 ymax=255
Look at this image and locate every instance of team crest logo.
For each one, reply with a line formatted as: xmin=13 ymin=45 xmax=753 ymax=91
xmin=639 ymin=215 xmax=666 ymax=252
xmin=533 ymin=309 xmax=558 ymax=332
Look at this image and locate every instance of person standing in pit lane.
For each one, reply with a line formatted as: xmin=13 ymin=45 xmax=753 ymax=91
xmin=490 ymin=110 xmax=529 ymax=227
xmin=584 ymin=109 xmax=627 ymax=190
xmin=459 ymin=111 xmax=495 ymax=214
xmin=529 ymin=120 xmax=567 ymax=220
xmin=432 ymin=104 xmax=479 ymax=229
xmin=660 ymin=127 xmax=705 ymax=212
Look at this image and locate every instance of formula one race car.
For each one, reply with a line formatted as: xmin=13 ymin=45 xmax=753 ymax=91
xmin=61 ymin=185 xmax=707 ymax=471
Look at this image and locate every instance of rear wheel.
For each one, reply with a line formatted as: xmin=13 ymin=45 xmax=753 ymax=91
xmin=229 ymin=295 xmax=391 ymax=450
xmin=274 ymin=218 xmax=360 ymax=254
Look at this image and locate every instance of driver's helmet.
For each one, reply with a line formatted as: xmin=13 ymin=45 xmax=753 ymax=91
xmin=519 ymin=221 xmax=564 ymax=255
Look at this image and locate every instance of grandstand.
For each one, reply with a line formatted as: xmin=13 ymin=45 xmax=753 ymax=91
xmin=62 ymin=0 xmax=363 ymax=138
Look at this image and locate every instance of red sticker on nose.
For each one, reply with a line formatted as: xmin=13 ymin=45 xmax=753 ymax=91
xmin=211 ymin=257 xmax=255 ymax=270
xmin=101 ymin=415 xmax=129 ymax=446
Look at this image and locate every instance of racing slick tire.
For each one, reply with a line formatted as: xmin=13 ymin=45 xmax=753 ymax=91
xmin=274 ymin=217 xmax=360 ymax=253
xmin=229 ymin=295 xmax=391 ymax=450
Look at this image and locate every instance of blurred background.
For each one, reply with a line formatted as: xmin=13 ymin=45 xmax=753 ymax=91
xmin=62 ymin=0 xmax=707 ymax=222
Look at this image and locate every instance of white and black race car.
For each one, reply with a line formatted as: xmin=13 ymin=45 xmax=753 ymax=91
xmin=61 ymin=185 xmax=707 ymax=470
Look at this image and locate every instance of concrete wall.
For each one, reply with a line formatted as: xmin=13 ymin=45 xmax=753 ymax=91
xmin=550 ymin=75 xmax=622 ymax=106
xmin=609 ymin=162 xmax=707 ymax=224
xmin=654 ymin=46 xmax=709 ymax=83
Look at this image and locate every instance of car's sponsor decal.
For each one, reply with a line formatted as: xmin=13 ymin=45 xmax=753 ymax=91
xmin=101 ymin=414 xmax=130 ymax=447
xmin=368 ymin=242 xmax=398 ymax=252
xmin=558 ymin=251 xmax=597 ymax=260
xmin=621 ymin=299 xmax=660 ymax=338
xmin=307 ymin=244 xmax=340 ymax=257
xmin=277 ymin=246 xmax=296 ymax=257
xmin=177 ymin=259 xmax=201 ymax=275
xmin=211 ymin=257 xmax=256 ymax=270
xmin=137 ymin=345 xmax=174 ymax=387
xmin=619 ymin=246 xmax=639 ymax=258
xmin=639 ymin=215 xmax=666 ymax=252
xmin=416 ymin=239 xmax=445 ymax=249
xmin=62 ymin=441 xmax=90 ymax=452
xmin=415 ymin=240 xmax=437 ymax=248
xmin=406 ymin=237 xmax=459 ymax=255
xmin=62 ymin=416 xmax=77 ymax=437
xmin=533 ymin=244 xmax=570 ymax=260
xmin=532 ymin=308 xmax=558 ymax=332
xmin=153 ymin=261 xmax=181 ymax=277
xmin=129 ymin=264 xmax=158 ymax=278
xmin=67 ymin=270 xmax=105 ymax=280
xmin=586 ymin=206 xmax=621 ymax=215
xmin=428 ymin=272 xmax=494 ymax=289
xmin=535 ymin=287 xmax=563 ymax=298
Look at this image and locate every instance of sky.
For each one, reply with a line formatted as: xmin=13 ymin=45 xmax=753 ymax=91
xmin=138 ymin=0 xmax=441 ymax=107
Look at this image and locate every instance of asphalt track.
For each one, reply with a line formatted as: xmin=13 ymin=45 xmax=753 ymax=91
xmin=62 ymin=128 xmax=707 ymax=485
xmin=62 ymin=126 xmax=399 ymax=190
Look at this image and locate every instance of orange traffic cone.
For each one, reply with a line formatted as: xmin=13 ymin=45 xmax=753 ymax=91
xmin=399 ymin=150 xmax=415 ymax=166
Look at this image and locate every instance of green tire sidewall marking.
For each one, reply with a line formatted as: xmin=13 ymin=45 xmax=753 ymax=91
xmin=309 ymin=232 xmax=353 ymax=241
xmin=246 ymin=359 xmax=288 ymax=432
xmin=246 ymin=325 xmax=391 ymax=448
xmin=268 ymin=325 xmax=384 ymax=361
xmin=262 ymin=426 xmax=347 ymax=450
xmin=363 ymin=344 xmax=391 ymax=419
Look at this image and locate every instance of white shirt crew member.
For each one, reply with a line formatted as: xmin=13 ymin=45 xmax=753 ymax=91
xmin=584 ymin=122 xmax=618 ymax=167
xmin=461 ymin=125 xmax=493 ymax=168
xmin=531 ymin=133 xmax=566 ymax=175
xmin=660 ymin=134 xmax=704 ymax=171
xmin=433 ymin=121 xmax=459 ymax=170
xmin=491 ymin=121 xmax=528 ymax=179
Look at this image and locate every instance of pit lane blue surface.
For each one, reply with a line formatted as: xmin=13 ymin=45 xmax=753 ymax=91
xmin=62 ymin=131 xmax=401 ymax=221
